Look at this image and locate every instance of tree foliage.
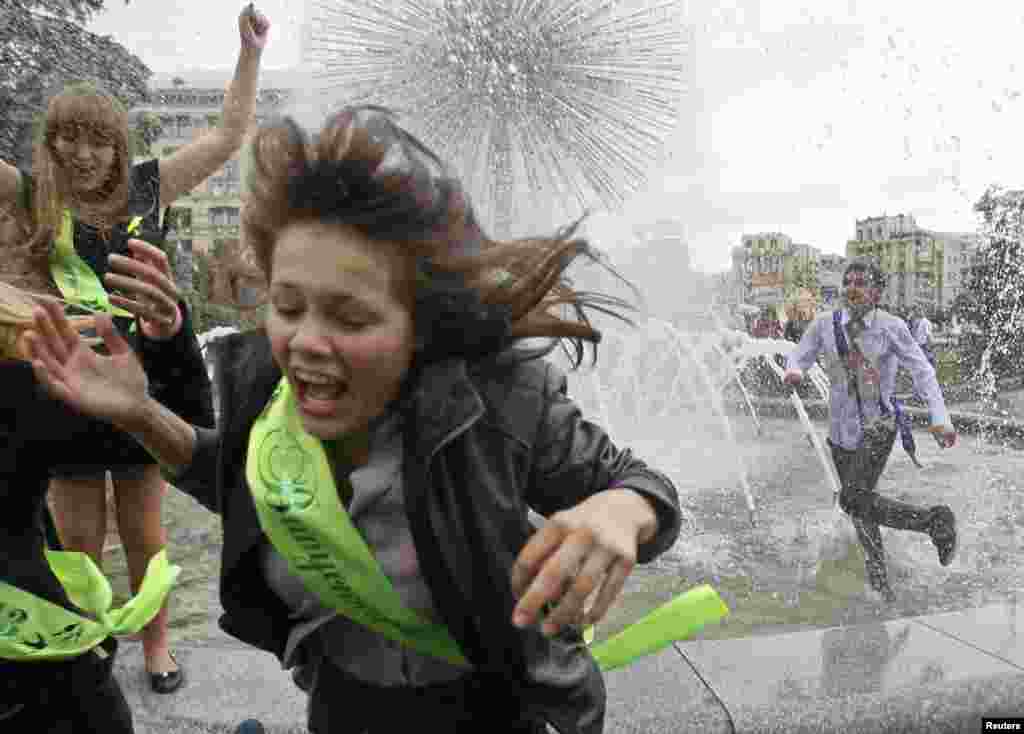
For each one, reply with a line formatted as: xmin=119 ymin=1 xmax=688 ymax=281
xmin=0 ymin=0 xmax=150 ymax=168
xmin=167 ymin=246 xmax=262 ymax=334
xmin=131 ymin=110 xmax=163 ymax=156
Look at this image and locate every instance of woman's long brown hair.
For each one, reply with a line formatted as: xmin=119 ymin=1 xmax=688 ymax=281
xmin=17 ymin=83 xmax=133 ymax=275
xmin=241 ymin=108 xmax=637 ymax=367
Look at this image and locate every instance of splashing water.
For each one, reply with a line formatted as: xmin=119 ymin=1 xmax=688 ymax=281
xmin=302 ymin=0 xmax=690 ymax=238
xmin=551 ymin=318 xmax=825 ymax=529
xmin=552 ymin=315 xmax=1024 ymax=637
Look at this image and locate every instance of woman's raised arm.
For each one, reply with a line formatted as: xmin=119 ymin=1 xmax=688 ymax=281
xmin=158 ymin=4 xmax=270 ymax=208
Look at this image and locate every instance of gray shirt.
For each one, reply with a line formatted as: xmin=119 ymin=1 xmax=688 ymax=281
xmin=786 ymin=308 xmax=949 ymax=451
xmin=260 ymin=413 xmax=472 ymax=686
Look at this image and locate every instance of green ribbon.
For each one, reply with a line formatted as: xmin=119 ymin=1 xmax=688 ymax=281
xmin=0 ymin=549 xmax=180 ymax=661
xmin=49 ymin=212 xmax=139 ymax=318
xmin=248 ymin=379 xmax=470 ymax=666
xmin=589 ymin=585 xmax=728 ymax=672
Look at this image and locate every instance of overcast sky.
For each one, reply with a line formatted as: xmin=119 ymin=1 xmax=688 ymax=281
xmin=87 ymin=0 xmax=1024 ymax=272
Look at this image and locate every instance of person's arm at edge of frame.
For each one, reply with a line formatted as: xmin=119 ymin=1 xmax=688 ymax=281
xmin=527 ymin=361 xmax=683 ymax=563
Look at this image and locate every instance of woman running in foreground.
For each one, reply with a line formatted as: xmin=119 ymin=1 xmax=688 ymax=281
xmin=25 ymin=106 xmax=683 ymax=734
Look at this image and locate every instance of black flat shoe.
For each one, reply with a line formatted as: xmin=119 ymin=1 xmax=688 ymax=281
xmin=149 ymin=652 xmax=184 ymax=694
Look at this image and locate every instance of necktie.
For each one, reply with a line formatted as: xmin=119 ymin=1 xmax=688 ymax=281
xmin=845 ymin=316 xmax=867 ymax=398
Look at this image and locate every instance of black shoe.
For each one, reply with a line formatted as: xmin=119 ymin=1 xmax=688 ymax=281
xmin=928 ymin=505 xmax=958 ymax=567
xmin=235 ymin=721 xmax=266 ymax=734
xmin=149 ymin=651 xmax=184 ymax=694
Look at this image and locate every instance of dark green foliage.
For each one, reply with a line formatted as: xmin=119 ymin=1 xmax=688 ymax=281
xmin=0 ymin=0 xmax=150 ymax=168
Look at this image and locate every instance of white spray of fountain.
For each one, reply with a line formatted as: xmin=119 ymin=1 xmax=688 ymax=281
xmin=556 ymin=317 xmax=835 ymax=528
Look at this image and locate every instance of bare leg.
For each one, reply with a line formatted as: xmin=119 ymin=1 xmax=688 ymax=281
xmin=48 ymin=475 xmax=107 ymax=567
xmin=113 ymin=465 xmax=177 ymax=675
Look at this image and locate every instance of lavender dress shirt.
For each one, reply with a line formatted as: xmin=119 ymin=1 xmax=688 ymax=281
xmin=786 ymin=308 xmax=949 ymax=451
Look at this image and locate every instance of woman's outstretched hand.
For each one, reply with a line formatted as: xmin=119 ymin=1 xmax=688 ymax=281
xmin=510 ymin=490 xmax=658 ymax=637
xmin=106 ymin=238 xmax=182 ymax=341
xmin=23 ymin=300 xmax=149 ymax=428
xmin=239 ymin=3 xmax=271 ymax=50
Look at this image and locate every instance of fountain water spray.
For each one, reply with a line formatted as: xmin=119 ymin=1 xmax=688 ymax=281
xmin=654 ymin=319 xmax=758 ymax=525
xmin=303 ymin=0 xmax=690 ymax=238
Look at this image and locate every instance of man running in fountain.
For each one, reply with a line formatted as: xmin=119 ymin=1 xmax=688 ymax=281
xmin=783 ymin=256 xmax=958 ymax=602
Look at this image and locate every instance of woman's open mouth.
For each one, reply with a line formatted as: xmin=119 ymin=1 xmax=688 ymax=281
xmin=292 ymin=368 xmax=347 ymax=418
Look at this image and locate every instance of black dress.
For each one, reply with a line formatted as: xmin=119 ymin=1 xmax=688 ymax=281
xmin=17 ymin=159 xmax=214 ymax=475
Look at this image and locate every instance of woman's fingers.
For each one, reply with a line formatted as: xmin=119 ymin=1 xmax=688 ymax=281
xmin=108 ymin=294 xmax=176 ymax=326
xmin=23 ymin=331 xmax=62 ymax=380
xmin=23 ymin=327 xmax=75 ymax=402
xmin=511 ymin=522 xmax=566 ymax=600
xmin=513 ymin=527 xmax=621 ymax=635
xmin=122 ymin=238 xmax=174 ymax=278
xmin=545 ymin=547 xmax=618 ymax=634
xmin=29 ymin=355 xmax=73 ymax=404
xmin=581 ymin=557 xmax=632 ymax=627
xmin=105 ymin=254 xmax=178 ymax=325
xmin=32 ymin=303 xmax=72 ymax=364
xmin=109 ymin=252 xmax=178 ymax=299
xmin=93 ymin=313 xmax=134 ymax=357
xmin=513 ymin=525 xmax=589 ymax=628
xmin=111 ymin=241 xmax=179 ymax=301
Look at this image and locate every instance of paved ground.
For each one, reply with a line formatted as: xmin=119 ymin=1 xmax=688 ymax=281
xmin=102 ymin=410 xmax=1024 ymax=732
xmin=114 ymin=595 xmax=1023 ymax=733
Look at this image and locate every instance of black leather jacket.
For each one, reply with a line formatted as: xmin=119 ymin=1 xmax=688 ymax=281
xmin=175 ymin=330 xmax=683 ymax=734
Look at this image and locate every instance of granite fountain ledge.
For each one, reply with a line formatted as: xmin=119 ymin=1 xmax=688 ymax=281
xmin=743 ymin=397 xmax=1024 ymax=448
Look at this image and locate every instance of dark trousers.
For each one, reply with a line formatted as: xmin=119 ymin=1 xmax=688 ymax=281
xmin=828 ymin=427 xmax=933 ymax=589
xmin=308 ymin=660 xmax=548 ymax=734
xmin=0 ymin=639 xmax=133 ymax=733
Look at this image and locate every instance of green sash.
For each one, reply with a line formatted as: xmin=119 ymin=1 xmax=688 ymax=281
xmin=48 ymin=212 xmax=138 ymax=317
xmin=0 ymin=549 xmax=179 ymax=661
xmin=247 ymin=379 xmax=469 ymax=666
xmin=248 ymin=378 xmax=729 ymax=671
